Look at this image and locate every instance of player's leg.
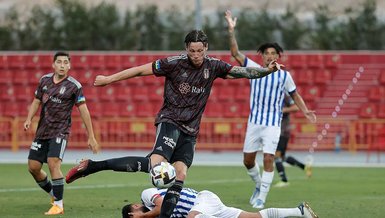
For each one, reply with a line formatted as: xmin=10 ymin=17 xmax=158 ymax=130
xmin=66 ymin=123 xmax=179 ymax=184
xmin=253 ymin=126 xmax=280 ymax=209
xmin=28 ymin=140 xmax=54 ymax=201
xmin=274 ymin=136 xmax=289 ymax=187
xmin=258 ymin=202 xmax=318 ymax=218
xmin=159 ymin=127 xmax=195 ymax=218
xmin=285 ymin=156 xmax=305 ymax=169
xmin=243 ymin=123 xmax=263 ymax=206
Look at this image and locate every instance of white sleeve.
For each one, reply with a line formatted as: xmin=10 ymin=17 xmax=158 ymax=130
xmin=284 ymin=71 xmax=297 ymax=94
xmin=141 ymin=188 xmax=163 ymax=210
xmin=244 ymin=57 xmax=262 ymax=68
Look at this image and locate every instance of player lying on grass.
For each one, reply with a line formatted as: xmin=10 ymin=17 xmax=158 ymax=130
xmin=122 ymin=187 xmax=318 ymax=218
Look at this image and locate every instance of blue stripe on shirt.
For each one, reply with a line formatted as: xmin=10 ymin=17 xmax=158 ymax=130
xmin=272 ymin=70 xmax=281 ymax=126
xmin=259 ymin=77 xmax=269 ymax=125
xmin=265 ymin=72 xmax=275 ymax=125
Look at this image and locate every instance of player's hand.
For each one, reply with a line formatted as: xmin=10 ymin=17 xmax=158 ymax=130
xmin=225 ymin=10 xmax=237 ymax=32
xmin=305 ymin=110 xmax=317 ymax=123
xmin=87 ymin=137 xmax=100 ymax=154
xmin=267 ymin=60 xmax=284 ymax=72
xmin=94 ymin=75 xmax=111 ymax=86
xmin=128 ymin=211 xmax=145 ymax=218
xmin=23 ymin=120 xmax=31 ymax=131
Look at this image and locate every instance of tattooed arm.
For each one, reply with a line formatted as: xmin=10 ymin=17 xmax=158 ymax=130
xmin=226 ymin=61 xmax=280 ymax=79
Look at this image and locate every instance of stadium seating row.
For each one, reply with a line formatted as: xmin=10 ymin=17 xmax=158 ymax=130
xmin=0 ymin=53 xmax=349 ymax=71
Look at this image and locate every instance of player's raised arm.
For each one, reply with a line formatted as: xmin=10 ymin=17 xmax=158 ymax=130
xmin=94 ymin=62 xmax=153 ymax=86
xmin=225 ymin=10 xmax=246 ymax=66
xmin=226 ymin=61 xmax=283 ymax=79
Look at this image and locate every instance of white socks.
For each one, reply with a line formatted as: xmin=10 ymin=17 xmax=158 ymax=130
xmin=247 ymin=165 xmax=262 ymax=185
xmin=258 ymin=171 xmax=274 ymax=202
xmin=259 ymin=208 xmax=302 ymax=218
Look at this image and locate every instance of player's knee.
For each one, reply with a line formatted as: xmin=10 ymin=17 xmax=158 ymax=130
xmin=243 ymin=159 xmax=255 ymax=169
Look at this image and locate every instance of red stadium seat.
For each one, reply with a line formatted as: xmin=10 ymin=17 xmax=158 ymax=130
xmin=116 ymin=86 xmax=133 ymax=102
xmin=0 ymin=85 xmax=15 ymax=101
xmin=75 ymin=69 xmax=94 ymax=85
xmin=83 ymin=86 xmax=99 ymax=102
xmin=12 ymin=70 xmax=30 ymax=85
xmin=324 ymin=54 xmax=341 ymax=68
xmin=132 ymin=87 xmax=149 ymax=102
xmin=359 ymin=103 xmax=377 ymax=118
xmin=378 ymin=104 xmax=385 ymax=118
xmin=217 ymin=86 xmax=235 ymax=102
xmin=17 ymin=100 xmax=30 ymax=116
xmin=38 ymin=54 xmax=54 ymax=70
xmin=135 ymin=102 xmax=155 ymax=117
xmin=119 ymin=102 xmax=135 ymax=117
xmin=204 ymin=102 xmax=223 ymax=118
xmin=7 ymin=55 xmax=25 ymax=69
xmin=86 ymin=102 xmax=103 ymax=118
xmin=15 ymin=85 xmax=34 ymax=101
xmin=222 ymin=102 xmax=242 ymax=118
xmin=301 ymin=86 xmax=321 ymax=102
xmin=99 ymin=86 xmax=117 ymax=102
xmin=120 ymin=54 xmax=138 ymax=69
xmin=380 ymin=70 xmax=385 ymax=85
xmin=3 ymin=102 xmax=19 ymax=117
xmin=368 ymin=87 xmax=383 ymax=102
xmin=88 ymin=55 xmax=105 ymax=70
xmin=0 ymin=70 xmax=12 ymax=85
xmin=295 ymin=69 xmax=313 ymax=85
xmin=102 ymin=103 xmax=120 ymax=117
xmin=314 ymin=69 xmax=332 ymax=85
xmin=0 ymin=55 xmax=8 ymax=69
xmin=24 ymin=55 xmax=40 ymax=69
xmin=71 ymin=55 xmax=88 ymax=69
xmin=148 ymin=85 xmax=164 ymax=101
xmin=287 ymin=54 xmax=305 ymax=70
xmin=104 ymin=55 xmax=122 ymax=70
xmin=307 ymin=54 xmax=324 ymax=69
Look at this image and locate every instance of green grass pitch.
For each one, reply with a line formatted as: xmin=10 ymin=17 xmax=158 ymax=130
xmin=1 ymin=164 xmax=384 ymax=217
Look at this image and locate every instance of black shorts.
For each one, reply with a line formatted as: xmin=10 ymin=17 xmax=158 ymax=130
xmin=28 ymin=137 xmax=68 ymax=163
xmin=276 ymin=136 xmax=289 ymax=157
xmin=149 ymin=122 xmax=196 ymax=168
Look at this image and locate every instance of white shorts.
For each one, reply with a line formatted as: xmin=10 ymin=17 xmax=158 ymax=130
xmin=190 ymin=190 xmax=242 ymax=218
xmin=243 ymin=123 xmax=281 ymax=154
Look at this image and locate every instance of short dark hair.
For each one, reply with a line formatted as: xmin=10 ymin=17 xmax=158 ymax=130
xmin=184 ymin=30 xmax=208 ymax=47
xmin=257 ymin=42 xmax=283 ymax=57
xmin=53 ymin=51 xmax=70 ymax=62
xmin=121 ymin=204 xmax=149 ymax=218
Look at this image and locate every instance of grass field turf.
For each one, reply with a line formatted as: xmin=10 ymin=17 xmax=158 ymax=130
xmin=1 ymin=164 xmax=384 ymax=217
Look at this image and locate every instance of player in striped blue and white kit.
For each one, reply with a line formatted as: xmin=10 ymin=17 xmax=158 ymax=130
xmin=225 ymin=10 xmax=317 ymax=209
xmin=122 ymin=187 xmax=318 ymax=218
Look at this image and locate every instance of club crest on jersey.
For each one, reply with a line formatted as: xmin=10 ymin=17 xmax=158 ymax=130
xmin=203 ymin=69 xmax=210 ymax=79
xmin=59 ymin=86 xmax=66 ymax=94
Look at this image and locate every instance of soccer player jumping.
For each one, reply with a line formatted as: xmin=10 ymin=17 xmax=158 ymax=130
xmin=66 ymin=30 xmax=282 ymax=218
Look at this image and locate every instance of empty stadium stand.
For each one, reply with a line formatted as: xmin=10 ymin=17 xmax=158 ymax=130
xmin=1 ymin=51 xmax=384 ymax=151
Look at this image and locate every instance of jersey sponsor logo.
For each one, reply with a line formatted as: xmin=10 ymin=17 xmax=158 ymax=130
xmin=156 ymin=146 xmax=163 ymax=151
xmin=137 ymin=161 xmax=142 ymax=171
xmin=49 ymin=96 xmax=62 ymax=103
xmin=191 ymin=86 xmax=205 ymax=94
xmin=179 ymin=83 xmax=191 ymax=94
xmin=162 ymin=136 xmax=176 ymax=149
xmin=203 ymin=68 xmax=210 ymax=79
xmin=31 ymin=142 xmax=41 ymax=151
xmin=179 ymin=83 xmax=205 ymax=95
xmin=59 ymin=86 xmax=66 ymax=94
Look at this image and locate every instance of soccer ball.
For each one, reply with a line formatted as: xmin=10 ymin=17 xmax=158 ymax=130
xmin=150 ymin=162 xmax=176 ymax=188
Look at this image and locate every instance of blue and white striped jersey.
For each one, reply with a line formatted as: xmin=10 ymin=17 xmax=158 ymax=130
xmin=141 ymin=187 xmax=198 ymax=218
xmin=244 ymin=57 xmax=296 ymax=126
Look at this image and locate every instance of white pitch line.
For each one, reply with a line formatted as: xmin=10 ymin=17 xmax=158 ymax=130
xmin=0 ymin=178 xmax=249 ymax=193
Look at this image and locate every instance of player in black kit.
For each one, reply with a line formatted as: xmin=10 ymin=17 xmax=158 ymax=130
xmin=66 ymin=30 xmax=282 ymax=218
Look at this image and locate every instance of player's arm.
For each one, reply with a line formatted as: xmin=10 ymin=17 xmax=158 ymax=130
xmin=94 ymin=63 xmax=153 ymax=86
xmin=225 ymin=10 xmax=246 ymax=66
xmin=290 ymin=91 xmax=316 ymax=123
xmin=226 ymin=60 xmax=280 ymax=79
xmin=24 ymin=98 xmax=41 ymax=131
xmin=78 ymin=103 xmax=99 ymax=153
xmin=282 ymin=102 xmax=299 ymax=113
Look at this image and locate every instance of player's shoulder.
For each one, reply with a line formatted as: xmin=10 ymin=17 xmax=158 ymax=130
xmin=66 ymin=76 xmax=82 ymax=89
